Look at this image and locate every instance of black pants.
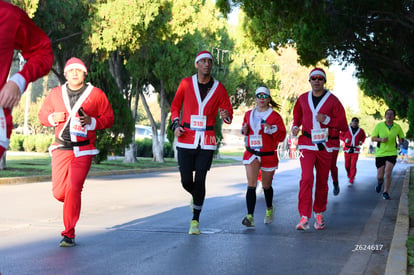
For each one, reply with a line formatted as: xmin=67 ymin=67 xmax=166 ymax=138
xmin=177 ymin=147 xmax=214 ymax=207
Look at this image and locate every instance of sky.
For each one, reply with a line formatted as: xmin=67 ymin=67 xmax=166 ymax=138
xmin=331 ymin=64 xmax=359 ymax=112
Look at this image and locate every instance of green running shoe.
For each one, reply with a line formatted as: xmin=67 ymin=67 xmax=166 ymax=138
xmin=264 ymin=206 xmax=274 ymax=224
xmin=188 ymin=220 xmax=201 ymax=235
xmin=242 ymin=214 xmax=255 ymax=227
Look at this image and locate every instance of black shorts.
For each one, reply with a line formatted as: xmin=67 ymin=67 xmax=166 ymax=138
xmin=177 ymin=146 xmax=214 ymax=173
xmin=375 ymin=155 xmax=397 ymax=168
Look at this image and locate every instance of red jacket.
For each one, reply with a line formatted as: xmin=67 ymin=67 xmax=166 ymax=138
xmin=170 ymin=75 xmax=233 ymax=150
xmin=38 ymin=84 xmax=114 ymax=157
xmin=340 ymin=125 xmax=366 ymax=153
xmin=292 ymin=91 xmax=348 ymax=152
xmin=0 ymin=1 xmax=53 ymax=151
xmin=0 ymin=1 xmax=53 ymax=91
xmin=242 ymin=108 xmax=286 ymax=153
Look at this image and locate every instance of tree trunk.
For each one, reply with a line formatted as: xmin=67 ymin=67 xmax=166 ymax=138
xmin=173 ymin=137 xmax=178 ymax=161
xmin=140 ymin=85 xmax=165 ymax=163
xmin=0 ymin=152 xmax=6 ymax=170
xmin=123 ymin=80 xmax=141 ymax=163
xmin=109 ymin=53 xmax=139 ymax=163
xmin=159 ymin=80 xmax=169 ymax=148
xmin=123 ymin=142 xmax=137 ymax=163
xmin=152 ymin=138 xmax=164 ymax=163
xmin=108 ymin=51 xmax=128 ymax=101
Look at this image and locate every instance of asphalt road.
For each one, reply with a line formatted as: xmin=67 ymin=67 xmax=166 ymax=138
xmin=0 ymin=156 xmax=406 ymax=275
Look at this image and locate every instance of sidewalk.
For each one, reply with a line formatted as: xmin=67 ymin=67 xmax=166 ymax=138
xmin=385 ymin=166 xmax=410 ymax=274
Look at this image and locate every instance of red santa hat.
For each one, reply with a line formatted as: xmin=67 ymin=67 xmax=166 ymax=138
xmin=309 ymin=68 xmax=326 ymax=80
xmin=64 ymin=57 xmax=88 ymax=74
xmin=194 ymin=51 xmax=213 ymax=64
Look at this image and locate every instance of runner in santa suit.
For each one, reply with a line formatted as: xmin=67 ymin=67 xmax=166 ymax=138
xmin=291 ymin=68 xmax=348 ymax=231
xmin=240 ymin=87 xmax=286 ymax=227
xmin=288 ymin=135 xmax=298 ymax=159
xmin=170 ymin=50 xmax=233 ymax=235
xmin=38 ymin=57 xmax=114 ymax=247
xmin=0 ymin=1 xmax=53 ymax=157
xmin=329 ymin=128 xmax=341 ymax=196
xmin=340 ymin=117 xmax=366 ymax=186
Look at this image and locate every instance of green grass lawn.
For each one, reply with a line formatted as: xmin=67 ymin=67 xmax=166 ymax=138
xmin=219 ymin=148 xmax=244 ymax=157
xmin=0 ymin=153 xmax=239 ymax=178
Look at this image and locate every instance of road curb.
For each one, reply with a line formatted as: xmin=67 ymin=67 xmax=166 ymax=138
xmin=385 ymin=166 xmax=410 ymax=274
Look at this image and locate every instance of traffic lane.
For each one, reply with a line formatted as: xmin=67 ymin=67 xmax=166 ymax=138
xmin=0 ymin=158 xmax=400 ymax=274
xmin=0 ymin=195 xmax=353 ymax=275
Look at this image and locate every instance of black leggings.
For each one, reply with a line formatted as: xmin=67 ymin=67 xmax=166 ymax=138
xmin=177 ymin=147 xmax=214 ymax=207
xmin=181 ymin=169 xmax=208 ymax=207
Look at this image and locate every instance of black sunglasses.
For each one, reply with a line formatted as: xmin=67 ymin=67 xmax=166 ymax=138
xmin=256 ymin=94 xmax=269 ymax=99
xmin=310 ymin=76 xmax=325 ymax=81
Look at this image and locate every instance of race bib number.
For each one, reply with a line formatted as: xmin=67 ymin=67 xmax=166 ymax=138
xmin=249 ymin=135 xmax=263 ymax=149
xmin=190 ymin=115 xmax=207 ymax=131
xmin=70 ymin=118 xmax=87 ymax=137
xmin=311 ymin=128 xmax=328 ymax=144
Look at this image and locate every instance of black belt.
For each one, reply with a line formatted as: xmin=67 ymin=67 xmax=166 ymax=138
xmin=303 ymin=131 xmax=338 ymax=140
xmin=55 ymin=138 xmax=90 ymax=147
xmin=302 ymin=131 xmax=325 ymax=151
xmin=183 ymin=122 xmax=214 ymax=131
xmin=303 ymin=131 xmax=312 ymax=139
xmin=246 ymin=146 xmax=274 ymax=156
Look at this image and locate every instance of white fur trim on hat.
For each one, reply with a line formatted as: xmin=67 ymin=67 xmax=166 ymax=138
xmin=64 ymin=63 xmax=87 ymax=73
xmin=255 ymin=86 xmax=270 ymax=95
xmin=195 ymin=51 xmax=213 ymax=64
xmin=64 ymin=57 xmax=88 ymax=74
xmin=309 ymin=68 xmax=326 ymax=80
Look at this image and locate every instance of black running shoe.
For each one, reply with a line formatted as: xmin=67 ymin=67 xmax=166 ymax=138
xmin=60 ymin=236 xmax=75 ymax=247
xmin=375 ymin=182 xmax=383 ymax=193
xmin=383 ymin=192 xmax=390 ymax=200
xmin=333 ymin=183 xmax=340 ymax=196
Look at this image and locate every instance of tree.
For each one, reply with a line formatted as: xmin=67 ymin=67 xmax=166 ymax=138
xmin=29 ymin=0 xmax=134 ymax=161
xmin=34 ymin=0 xmax=91 ymax=83
xmin=225 ymin=10 xmax=332 ymax=128
xmin=87 ymin=0 xmax=163 ymax=162
xmin=90 ymin=0 xmax=236 ymax=162
xmin=87 ymin=58 xmax=134 ymax=163
xmin=217 ymin=0 xmax=414 ymax=136
xmin=11 ymin=0 xmax=39 ymax=18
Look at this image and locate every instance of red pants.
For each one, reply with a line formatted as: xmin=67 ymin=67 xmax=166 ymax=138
xmin=344 ymin=152 xmax=359 ymax=183
xmin=330 ymin=150 xmax=339 ymax=183
xmin=52 ymin=150 xmax=93 ymax=238
xmin=298 ymin=149 xmax=332 ymax=218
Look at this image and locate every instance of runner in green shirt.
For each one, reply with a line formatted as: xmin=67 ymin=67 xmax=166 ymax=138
xmin=371 ymin=109 xmax=404 ymax=199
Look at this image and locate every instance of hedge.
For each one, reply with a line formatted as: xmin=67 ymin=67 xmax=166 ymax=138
xmin=9 ymin=134 xmax=174 ymax=157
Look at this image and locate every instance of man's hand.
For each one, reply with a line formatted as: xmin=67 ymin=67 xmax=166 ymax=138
xmin=241 ymin=122 xmax=248 ymax=135
xmin=0 ymin=81 xmax=22 ymax=108
xmin=78 ymin=108 xmax=91 ymax=126
xmin=53 ymin=112 xmax=66 ymax=124
xmin=316 ymin=113 xmax=327 ymax=123
xmin=174 ymin=126 xmax=185 ymax=137
xmin=220 ymin=109 xmax=229 ymax=120
xmin=291 ymin=126 xmax=300 ymax=136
